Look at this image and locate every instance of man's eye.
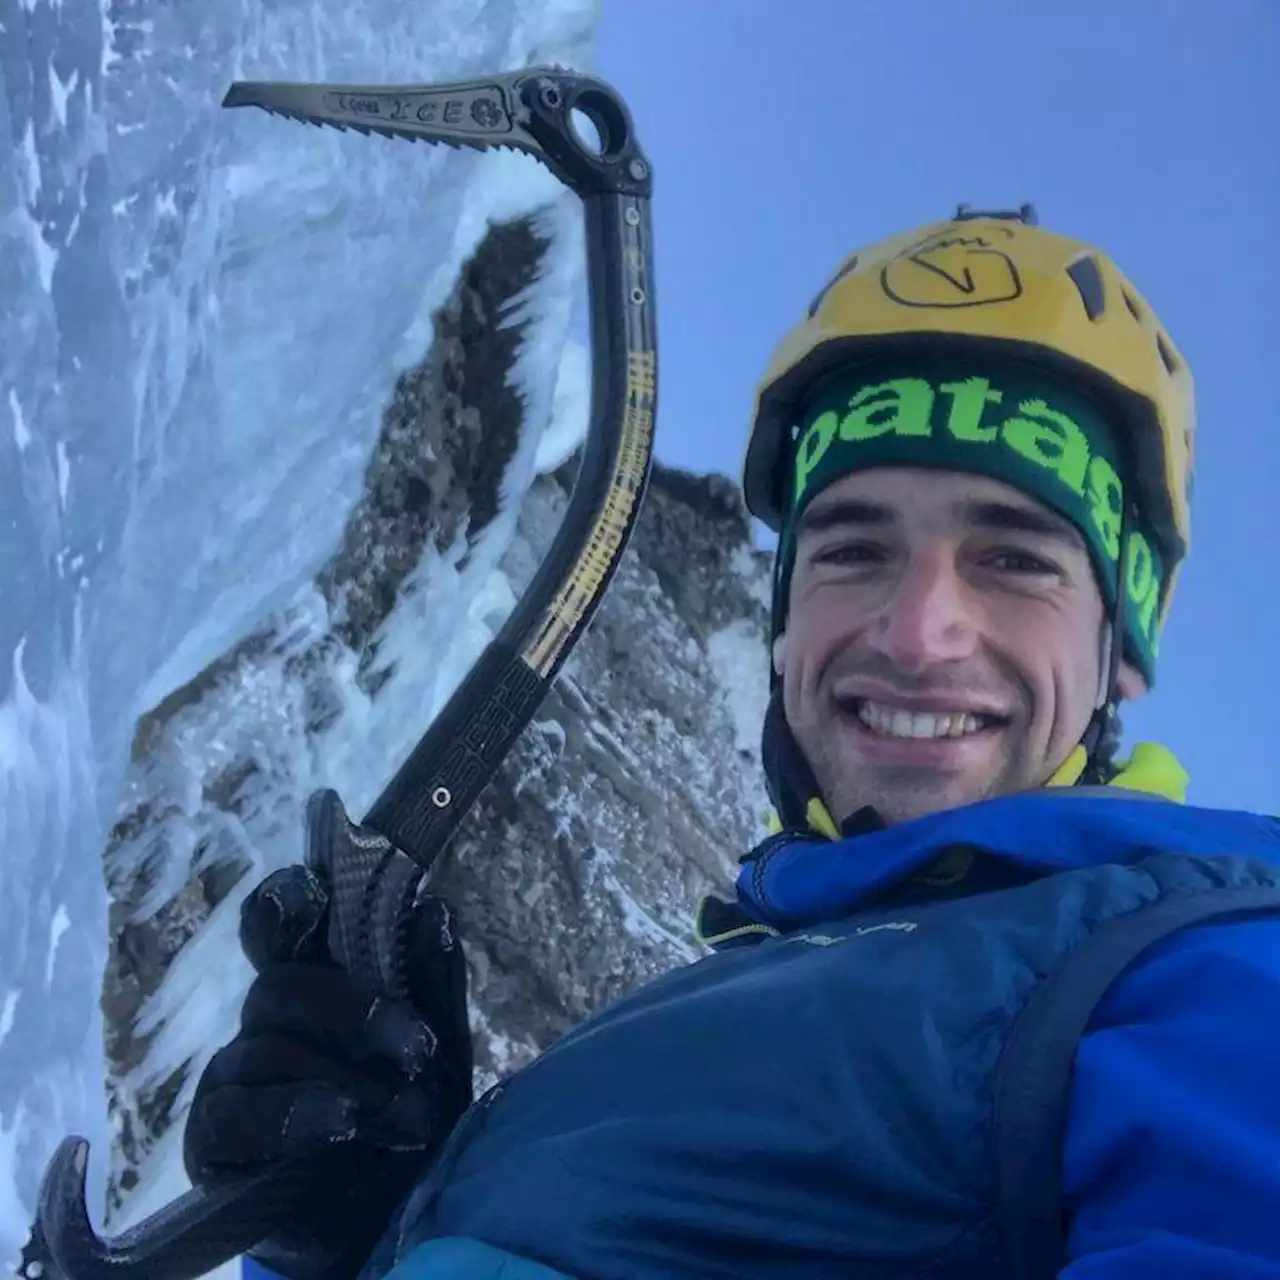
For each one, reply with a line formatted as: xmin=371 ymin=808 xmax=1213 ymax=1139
xmin=811 ymin=542 xmax=885 ymax=567
xmin=987 ymin=549 xmax=1059 ymax=575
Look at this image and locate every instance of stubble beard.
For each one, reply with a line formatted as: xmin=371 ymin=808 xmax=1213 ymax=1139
xmin=805 ymin=717 xmax=1024 ymax=828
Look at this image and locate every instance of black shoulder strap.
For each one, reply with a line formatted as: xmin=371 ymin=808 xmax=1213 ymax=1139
xmin=994 ymin=882 xmax=1280 ymax=1280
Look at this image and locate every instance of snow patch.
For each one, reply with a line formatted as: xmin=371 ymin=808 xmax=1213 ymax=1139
xmin=535 ymin=338 xmax=589 ymax=473
xmin=18 ymin=121 xmax=40 ymax=203
xmin=0 ymin=993 xmax=18 ymax=1049
xmin=606 ymin=870 xmax=699 ymax=961
xmin=488 ymin=195 xmax=587 ymax=550
xmin=48 ymin=64 xmax=79 ymax=129
xmin=706 ymin=617 xmax=770 ymax=763
xmin=8 ymin=391 xmax=31 ymax=451
xmin=0 ymin=1112 xmax=27 ymax=1269
xmin=17 ymin=206 xmax=58 ymax=294
xmin=587 ymin=846 xmax=699 ymax=962
xmin=731 ymin=541 xmax=773 ymax=612
xmin=123 ymin=879 xmax=255 ymax=1127
xmin=468 ymin=1004 xmax=540 ymax=1091
xmin=45 ymin=905 xmax=70 ymax=986
xmin=54 ymin=440 xmax=70 ymax=507
xmin=532 ymin=716 xmax=566 ymax=754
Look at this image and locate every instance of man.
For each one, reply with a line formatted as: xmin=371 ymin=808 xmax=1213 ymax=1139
xmin=189 ymin=208 xmax=1280 ymax=1280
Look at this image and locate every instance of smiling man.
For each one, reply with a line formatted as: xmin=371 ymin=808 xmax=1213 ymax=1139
xmin=192 ymin=209 xmax=1280 ymax=1280
xmin=749 ymin=280 xmax=1176 ymax=837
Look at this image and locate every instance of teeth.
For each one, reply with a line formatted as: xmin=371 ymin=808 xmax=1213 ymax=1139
xmin=854 ymin=700 xmax=987 ymax=740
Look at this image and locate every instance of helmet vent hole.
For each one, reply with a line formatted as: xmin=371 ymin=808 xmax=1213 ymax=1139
xmin=1157 ymin=332 xmax=1180 ymax=375
xmin=807 ymin=256 xmax=859 ymax=318
xmin=1066 ymin=256 xmax=1106 ymax=321
xmin=1122 ymin=289 xmax=1145 ymax=322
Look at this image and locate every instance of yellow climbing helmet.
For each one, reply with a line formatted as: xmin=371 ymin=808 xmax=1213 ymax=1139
xmin=742 ymin=204 xmax=1196 ymax=624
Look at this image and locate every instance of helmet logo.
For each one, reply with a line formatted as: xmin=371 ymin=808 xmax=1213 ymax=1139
xmin=882 ymin=229 xmax=1023 ymax=309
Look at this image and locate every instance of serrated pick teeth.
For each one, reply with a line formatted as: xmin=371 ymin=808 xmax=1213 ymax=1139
xmin=236 ymin=100 xmax=530 ymax=161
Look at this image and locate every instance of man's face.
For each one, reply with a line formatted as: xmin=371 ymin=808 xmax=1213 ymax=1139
xmin=773 ymin=467 xmax=1144 ymax=826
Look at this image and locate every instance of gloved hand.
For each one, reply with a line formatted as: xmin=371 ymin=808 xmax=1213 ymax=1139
xmin=184 ymin=791 xmax=473 ymax=1280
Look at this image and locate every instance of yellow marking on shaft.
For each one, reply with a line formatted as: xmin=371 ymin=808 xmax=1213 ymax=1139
xmin=524 ymin=350 xmax=656 ymax=674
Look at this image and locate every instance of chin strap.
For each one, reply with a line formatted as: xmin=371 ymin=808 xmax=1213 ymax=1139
xmin=1079 ymin=701 xmax=1122 ymax=785
xmin=1079 ymin=502 xmax=1134 ymax=786
xmin=761 ymin=686 xmax=833 ymax=835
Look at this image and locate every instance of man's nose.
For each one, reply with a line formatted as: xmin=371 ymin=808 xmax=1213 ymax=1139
xmin=865 ymin=550 xmax=980 ymax=671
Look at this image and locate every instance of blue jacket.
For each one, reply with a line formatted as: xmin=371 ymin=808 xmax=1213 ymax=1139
xmin=253 ymin=746 xmax=1280 ymax=1279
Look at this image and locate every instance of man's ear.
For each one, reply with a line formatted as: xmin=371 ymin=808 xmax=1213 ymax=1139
xmin=772 ymin=631 xmax=787 ymax=678
xmin=1115 ymin=660 xmax=1148 ymax=703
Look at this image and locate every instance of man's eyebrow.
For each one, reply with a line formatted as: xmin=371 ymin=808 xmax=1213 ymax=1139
xmin=793 ymin=494 xmax=1086 ymax=549
xmin=958 ymin=499 xmax=1085 ymax=548
xmin=794 ymin=498 xmax=895 ymax=540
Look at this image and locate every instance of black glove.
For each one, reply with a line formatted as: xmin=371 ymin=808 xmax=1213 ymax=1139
xmin=184 ymin=792 xmax=473 ymax=1280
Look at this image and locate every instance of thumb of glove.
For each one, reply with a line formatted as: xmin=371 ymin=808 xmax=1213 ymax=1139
xmin=240 ymin=864 xmax=332 ymax=973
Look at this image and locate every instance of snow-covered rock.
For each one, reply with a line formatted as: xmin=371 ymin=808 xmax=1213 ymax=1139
xmin=96 ymin=201 xmax=773 ymax=1219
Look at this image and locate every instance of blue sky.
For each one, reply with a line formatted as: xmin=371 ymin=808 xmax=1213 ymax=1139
xmin=594 ymin=0 xmax=1279 ymax=814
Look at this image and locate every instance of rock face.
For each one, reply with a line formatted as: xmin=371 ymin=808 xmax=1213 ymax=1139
xmin=442 ymin=458 xmax=773 ymax=1083
xmin=99 ymin=203 xmax=773 ymax=1211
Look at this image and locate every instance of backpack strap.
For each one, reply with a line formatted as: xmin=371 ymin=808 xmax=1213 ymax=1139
xmin=994 ymin=881 xmax=1280 ymax=1280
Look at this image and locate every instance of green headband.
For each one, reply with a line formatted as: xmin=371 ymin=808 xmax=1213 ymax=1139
xmin=772 ymin=357 xmax=1166 ymax=685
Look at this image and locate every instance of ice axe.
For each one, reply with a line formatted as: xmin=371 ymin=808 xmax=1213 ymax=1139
xmin=19 ymin=64 xmax=656 ymax=1280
